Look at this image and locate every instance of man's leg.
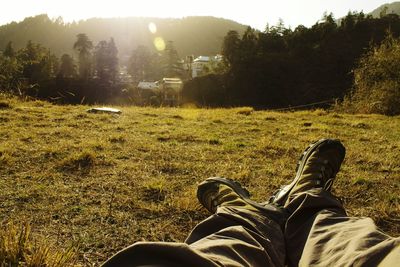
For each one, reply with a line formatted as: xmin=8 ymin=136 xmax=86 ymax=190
xmin=269 ymin=138 xmax=399 ymax=266
xmin=102 ymin=178 xmax=287 ymax=267
xmin=285 ymin=189 xmax=400 ymax=267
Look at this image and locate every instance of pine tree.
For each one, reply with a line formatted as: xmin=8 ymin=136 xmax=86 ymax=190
xmin=162 ymin=41 xmax=183 ymax=78
xmin=3 ymin=41 xmax=15 ymax=58
xmin=128 ymin=45 xmax=152 ymax=83
xmin=58 ymin=54 xmax=76 ymax=78
xmin=73 ymin=34 xmax=93 ymax=80
xmin=222 ymin=31 xmax=240 ymax=67
xmin=94 ymin=38 xmax=119 ymax=83
xmin=107 ymin=38 xmax=119 ymax=84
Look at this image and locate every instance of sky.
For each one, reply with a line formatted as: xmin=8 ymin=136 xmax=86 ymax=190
xmin=0 ymin=0 xmax=394 ymax=30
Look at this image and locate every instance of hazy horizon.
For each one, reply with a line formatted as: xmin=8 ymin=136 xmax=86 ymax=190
xmin=0 ymin=0 xmax=394 ymax=30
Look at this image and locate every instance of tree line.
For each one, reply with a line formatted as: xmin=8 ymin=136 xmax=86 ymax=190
xmin=0 ymin=34 xmax=185 ymax=104
xmin=0 ymin=34 xmax=120 ymax=103
xmin=2 ymin=11 xmax=400 ymax=113
xmin=182 ymin=12 xmax=400 ymax=112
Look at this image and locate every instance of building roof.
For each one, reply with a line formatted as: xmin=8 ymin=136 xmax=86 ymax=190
xmin=138 ymin=81 xmax=159 ymax=90
xmin=193 ymin=56 xmax=210 ymax=63
xmin=162 ymin=78 xmax=182 ymax=84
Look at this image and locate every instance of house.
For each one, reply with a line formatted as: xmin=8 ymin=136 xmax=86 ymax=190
xmin=136 ymin=78 xmax=182 ymax=106
xmin=191 ymin=55 xmax=223 ymax=78
xmin=159 ymin=78 xmax=183 ymax=106
xmin=192 ymin=56 xmax=210 ymax=78
xmin=137 ymin=81 xmax=159 ymax=90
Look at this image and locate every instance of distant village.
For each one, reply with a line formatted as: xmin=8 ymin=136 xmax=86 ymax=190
xmin=123 ymin=54 xmax=223 ymax=105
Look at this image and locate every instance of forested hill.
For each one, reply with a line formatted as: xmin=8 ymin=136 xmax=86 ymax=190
xmin=0 ymin=14 xmax=247 ymax=63
xmin=370 ymin=1 xmax=400 ymax=17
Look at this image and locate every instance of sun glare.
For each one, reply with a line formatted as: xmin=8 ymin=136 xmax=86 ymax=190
xmin=154 ymin=37 xmax=166 ymax=51
xmin=148 ymin=22 xmax=157 ymax=34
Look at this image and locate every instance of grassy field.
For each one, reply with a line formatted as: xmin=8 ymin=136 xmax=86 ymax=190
xmin=0 ymin=96 xmax=399 ymax=265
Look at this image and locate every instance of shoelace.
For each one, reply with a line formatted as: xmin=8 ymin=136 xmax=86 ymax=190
xmin=316 ymin=158 xmax=335 ymax=190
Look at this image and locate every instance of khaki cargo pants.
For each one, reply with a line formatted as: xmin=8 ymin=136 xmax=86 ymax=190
xmin=102 ymin=189 xmax=399 ymax=266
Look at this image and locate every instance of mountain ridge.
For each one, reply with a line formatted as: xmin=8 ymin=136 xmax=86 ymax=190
xmin=370 ymin=1 xmax=400 ymax=17
xmin=0 ymin=14 xmax=248 ymax=64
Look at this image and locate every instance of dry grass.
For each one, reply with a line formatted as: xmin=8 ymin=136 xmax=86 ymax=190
xmin=0 ymin=222 xmax=77 ymax=266
xmin=0 ymin=95 xmax=399 ymax=265
xmin=236 ymin=107 xmax=254 ymax=116
xmin=0 ymin=101 xmax=12 ymax=110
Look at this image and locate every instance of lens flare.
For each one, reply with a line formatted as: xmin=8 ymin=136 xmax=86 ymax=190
xmin=148 ymin=22 xmax=157 ymax=34
xmin=154 ymin=37 xmax=166 ymax=51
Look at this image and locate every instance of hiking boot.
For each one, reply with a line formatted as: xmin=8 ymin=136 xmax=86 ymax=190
xmin=269 ymin=139 xmax=346 ymax=207
xmin=197 ymin=177 xmax=286 ymax=213
xmin=197 ymin=177 xmax=251 ymax=213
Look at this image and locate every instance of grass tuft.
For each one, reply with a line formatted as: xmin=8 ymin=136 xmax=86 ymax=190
xmin=157 ymin=136 xmax=170 ymax=142
xmin=0 ymin=222 xmax=77 ymax=266
xmin=312 ymin=109 xmax=328 ymax=116
xmin=171 ymin=115 xmax=184 ymax=120
xmin=143 ymin=179 xmax=167 ymax=202
xmin=352 ymin=122 xmax=370 ymax=129
xmin=265 ymin=116 xmax=277 ymax=121
xmin=59 ymin=151 xmax=96 ymax=171
xmin=0 ymin=150 xmax=12 ymax=166
xmin=352 ymin=177 xmax=373 ymax=186
xmin=109 ymin=136 xmax=126 ymax=144
xmin=208 ymin=139 xmax=222 ymax=145
xmin=0 ymin=101 xmax=12 ymax=109
xmin=236 ymin=107 xmax=254 ymax=115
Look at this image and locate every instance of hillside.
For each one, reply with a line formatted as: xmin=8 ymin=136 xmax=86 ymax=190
xmin=0 ymin=15 xmax=248 ymax=64
xmin=0 ymin=96 xmax=399 ymax=265
xmin=370 ymin=1 xmax=400 ymax=17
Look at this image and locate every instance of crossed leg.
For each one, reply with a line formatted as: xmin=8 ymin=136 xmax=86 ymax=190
xmin=102 ymin=182 xmax=288 ymax=267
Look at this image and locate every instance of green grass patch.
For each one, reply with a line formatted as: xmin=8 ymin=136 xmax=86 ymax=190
xmin=0 ymin=96 xmax=399 ymax=265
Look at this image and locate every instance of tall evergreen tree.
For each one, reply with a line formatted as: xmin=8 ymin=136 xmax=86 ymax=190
xmin=128 ymin=45 xmax=152 ymax=83
xmin=107 ymin=38 xmax=119 ymax=84
xmin=239 ymin=27 xmax=258 ymax=63
xmin=0 ymin=41 xmax=20 ymax=93
xmin=94 ymin=38 xmax=119 ymax=83
xmin=3 ymin=41 xmax=15 ymax=58
xmin=73 ymin=34 xmax=93 ymax=80
xmin=94 ymin=40 xmax=108 ymax=80
xmin=0 ymin=54 xmax=22 ymax=92
xmin=162 ymin=41 xmax=183 ymax=77
xmin=17 ymin=40 xmax=58 ymax=84
xmin=222 ymin=31 xmax=241 ymax=67
xmin=58 ymin=54 xmax=76 ymax=78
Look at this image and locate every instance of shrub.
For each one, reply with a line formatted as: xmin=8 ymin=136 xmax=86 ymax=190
xmin=343 ymin=34 xmax=400 ymax=115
